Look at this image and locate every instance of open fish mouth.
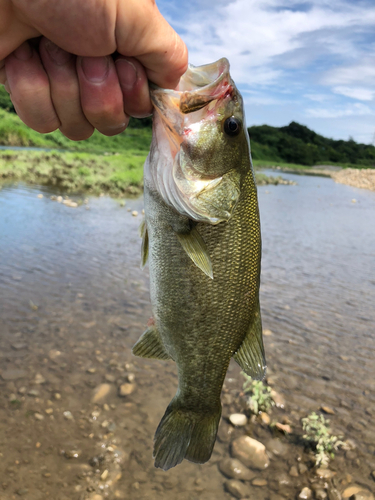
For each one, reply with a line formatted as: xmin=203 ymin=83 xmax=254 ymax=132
xmin=150 ymin=58 xmax=235 ymax=119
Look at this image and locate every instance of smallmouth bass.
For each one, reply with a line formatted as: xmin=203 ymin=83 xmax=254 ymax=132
xmin=133 ymin=58 xmax=266 ymax=470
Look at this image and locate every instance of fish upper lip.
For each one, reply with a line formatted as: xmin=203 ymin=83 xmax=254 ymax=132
xmin=150 ymin=58 xmax=232 ymax=101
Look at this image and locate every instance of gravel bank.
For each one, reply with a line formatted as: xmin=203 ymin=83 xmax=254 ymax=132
xmin=331 ymin=168 xmax=375 ymax=191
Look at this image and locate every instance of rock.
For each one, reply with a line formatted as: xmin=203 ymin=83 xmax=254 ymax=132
xmin=16 ymin=488 xmax=29 ymax=495
xmin=34 ymin=413 xmax=44 ymax=421
xmin=28 ymin=390 xmax=39 ymax=397
xmin=131 ymin=211 xmax=138 ymax=216
xmin=270 ymin=471 xmax=291 ymax=490
xmin=63 ymin=411 xmax=74 ymax=420
xmin=316 ymin=468 xmax=336 ymax=479
xmin=217 ymin=422 xmax=234 ymax=443
xmin=289 ymin=465 xmax=299 ymax=477
xmin=63 ymin=200 xmax=78 ymax=208
xmin=343 ymin=487 xmax=366 ymax=498
xmin=349 ymin=492 xmax=374 ymax=500
xmin=11 ymin=343 xmax=27 ymax=350
xmin=1 ymin=369 xmax=27 ymax=380
xmin=260 ymin=412 xmax=270 ymax=425
xmin=252 ymin=478 xmax=267 ymax=486
xmin=321 ymin=406 xmax=335 ymax=415
xmin=266 ymin=438 xmax=288 ymax=456
xmin=275 ymin=422 xmax=292 ymax=433
xmin=231 ymin=436 xmax=269 ymax=470
xmin=57 ymin=196 xmax=63 ymax=202
xmin=263 ymin=329 xmax=273 ymax=336
xmin=91 ymin=496 xmax=104 ymax=500
xmin=315 ymin=490 xmax=328 ymax=500
xmin=298 ymin=463 xmax=308 ymax=474
xmin=218 ymin=458 xmax=255 ymax=480
xmin=63 ymin=449 xmax=81 ymax=459
xmin=328 ymin=487 xmax=342 ymax=500
xmin=229 ymin=413 xmax=247 ymax=426
xmin=118 ymin=383 xmax=135 ymax=397
xmin=33 ymin=373 xmax=46 ymax=384
xmin=105 ymin=374 xmax=116 ymax=383
xmin=100 ymin=469 xmax=109 ymax=481
xmin=270 ymin=389 xmax=285 ymax=408
xmin=224 ymin=479 xmax=251 ymax=499
xmin=299 ymin=487 xmax=313 ymax=499
xmin=37 ymin=194 xmax=43 ymax=198
xmin=91 ymin=383 xmax=113 ymax=404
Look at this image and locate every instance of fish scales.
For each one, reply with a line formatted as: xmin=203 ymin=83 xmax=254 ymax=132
xmin=133 ymin=58 xmax=266 ymax=470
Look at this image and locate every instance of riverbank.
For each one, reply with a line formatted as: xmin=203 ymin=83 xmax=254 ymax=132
xmin=331 ymin=168 xmax=375 ymax=191
xmin=0 ymin=150 xmax=296 ymax=196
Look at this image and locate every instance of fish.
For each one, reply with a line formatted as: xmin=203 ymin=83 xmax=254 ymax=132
xmin=132 ymin=58 xmax=266 ymax=471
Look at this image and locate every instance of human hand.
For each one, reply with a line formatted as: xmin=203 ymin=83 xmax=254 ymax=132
xmin=0 ymin=0 xmax=187 ymax=140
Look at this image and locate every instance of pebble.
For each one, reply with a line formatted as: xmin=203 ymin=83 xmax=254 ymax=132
xmin=321 ymin=406 xmax=335 ymax=414
xmin=16 ymin=488 xmax=29 ymax=495
xmin=37 ymin=194 xmax=43 ymax=199
xmin=1 ymin=369 xmax=27 ymax=381
xmin=105 ymin=374 xmax=116 ymax=383
xmin=91 ymin=383 xmax=112 ymax=404
xmin=64 ymin=449 xmax=81 ymax=459
xmin=131 ymin=211 xmax=138 ymax=216
xmin=252 ymin=478 xmax=267 ymax=486
xmin=371 ymin=470 xmax=375 ymax=481
xmin=224 ymin=479 xmax=251 ymax=499
xmin=270 ymin=389 xmax=285 ymax=408
xmin=298 ymin=463 xmax=308 ymax=474
xmin=34 ymin=413 xmax=44 ymax=421
xmin=91 ymin=496 xmax=104 ymax=500
xmin=218 ymin=458 xmax=255 ymax=480
xmin=315 ymin=490 xmax=328 ymax=500
xmin=289 ymin=465 xmax=299 ymax=477
xmin=28 ymin=389 xmax=39 ymax=397
xmin=63 ymin=411 xmax=74 ymax=420
xmin=343 ymin=487 xmax=374 ymax=499
xmin=260 ymin=412 xmax=270 ymax=425
xmin=231 ymin=436 xmax=270 ymax=470
xmin=229 ymin=413 xmax=247 ymax=426
xmin=350 ymin=492 xmax=374 ymax=500
xmin=266 ymin=438 xmax=288 ymax=456
xmin=57 ymin=196 xmax=63 ymax=202
xmin=118 ymin=383 xmax=135 ymax=397
xmin=275 ymin=422 xmax=292 ymax=433
xmin=63 ymin=200 xmax=78 ymax=208
xmin=54 ymin=393 xmax=61 ymax=400
xmin=100 ymin=469 xmax=109 ymax=481
xmin=316 ymin=468 xmax=336 ymax=479
xmin=299 ymin=487 xmax=313 ymax=499
xmin=11 ymin=342 xmax=27 ymax=350
xmin=263 ymin=328 xmax=273 ymax=336
xmin=87 ymin=367 xmax=96 ymax=374
xmin=328 ymin=487 xmax=342 ymax=500
xmin=33 ymin=373 xmax=46 ymax=384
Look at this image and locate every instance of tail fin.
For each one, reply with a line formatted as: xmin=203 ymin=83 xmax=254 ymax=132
xmin=153 ymin=397 xmax=222 ymax=470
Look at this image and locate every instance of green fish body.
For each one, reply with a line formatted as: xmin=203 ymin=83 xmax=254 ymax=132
xmin=133 ymin=58 xmax=266 ymax=470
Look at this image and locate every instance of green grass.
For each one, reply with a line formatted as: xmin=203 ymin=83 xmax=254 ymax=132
xmin=0 ymin=150 xmax=147 ymax=196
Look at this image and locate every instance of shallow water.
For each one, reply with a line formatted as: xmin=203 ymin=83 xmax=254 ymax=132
xmin=0 ymin=173 xmax=374 ymax=499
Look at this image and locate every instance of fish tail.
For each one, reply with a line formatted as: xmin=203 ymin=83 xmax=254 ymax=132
xmin=153 ymin=397 xmax=222 ymax=471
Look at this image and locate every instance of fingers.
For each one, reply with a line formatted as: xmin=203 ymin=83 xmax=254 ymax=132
xmin=76 ymin=55 xmax=129 ymax=136
xmin=5 ymin=41 xmax=60 ymax=133
xmin=115 ymin=57 xmax=152 ymax=118
xmin=39 ymin=38 xmax=93 ymax=140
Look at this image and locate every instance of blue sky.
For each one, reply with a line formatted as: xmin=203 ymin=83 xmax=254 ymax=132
xmin=157 ymin=0 xmax=375 ymax=144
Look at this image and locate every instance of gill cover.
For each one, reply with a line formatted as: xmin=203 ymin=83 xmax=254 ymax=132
xmin=145 ymin=58 xmax=245 ymax=225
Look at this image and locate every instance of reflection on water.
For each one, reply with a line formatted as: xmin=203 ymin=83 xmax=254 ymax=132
xmin=0 ymin=174 xmax=374 ymax=499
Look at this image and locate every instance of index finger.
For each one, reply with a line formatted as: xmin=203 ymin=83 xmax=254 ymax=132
xmin=115 ymin=1 xmax=188 ymax=89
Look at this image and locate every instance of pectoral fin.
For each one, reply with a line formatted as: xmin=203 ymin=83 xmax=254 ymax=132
xmin=175 ymin=227 xmax=213 ymax=279
xmin=132 ymin=325 xmax=172 ymax=361
xmin=139 ymin=219 xmax=149 ymax=268
xmin=233 ymin=300 xmax=266 ymax=380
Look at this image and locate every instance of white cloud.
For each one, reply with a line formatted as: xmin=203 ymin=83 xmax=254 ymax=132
xmin=304 ymin=94 xmax=331 ymax=102
xmin=333 ymin=86 xmax=375 ymax=101
xmin=306 ymin=102 xmax=372 ymax=118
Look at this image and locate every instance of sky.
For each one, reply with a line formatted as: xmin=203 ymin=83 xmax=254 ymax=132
xmin=157 ymin=0 xmax=375 ymax=144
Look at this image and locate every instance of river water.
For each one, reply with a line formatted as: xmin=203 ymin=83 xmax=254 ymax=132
xmin=0 ymin=172 xmax=374 ymax=499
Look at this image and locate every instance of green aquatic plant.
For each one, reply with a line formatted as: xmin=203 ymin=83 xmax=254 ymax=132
xmin=242 ymin=373 xmax=274 ymax=414
xmin=302 ymin=412 xmax=344 ymax=467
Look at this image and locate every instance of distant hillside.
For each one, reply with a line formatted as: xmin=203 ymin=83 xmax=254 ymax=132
xmin=248 ymin=121 xmax=375 ymax=167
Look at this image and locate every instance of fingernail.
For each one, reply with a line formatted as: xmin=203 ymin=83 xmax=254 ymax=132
xmin=13 ymin=42 xmax=33 ymax=61
xmin=116 ymin=59 xmax=137 ymax=91
xmin=81 ymin=56 xmax=109 ymax=83
xmin=45 ymin=40 xmax=72 ymax=65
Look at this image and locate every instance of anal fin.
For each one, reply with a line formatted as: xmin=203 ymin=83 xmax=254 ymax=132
xmin=233 ymin=299 xmax=266 ymax=380
xmin=175 ymin=227 xmax=213 ymax=279
xmin=132 ymin=325 xmax=171 ymax=360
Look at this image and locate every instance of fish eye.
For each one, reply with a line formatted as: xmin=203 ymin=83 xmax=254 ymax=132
xmin=224 ymin=117 xmax=241 ymax=137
